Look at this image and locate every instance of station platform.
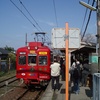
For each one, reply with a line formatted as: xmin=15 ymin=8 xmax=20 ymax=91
xmin=40 ymin=78 xmax=93 ymax=100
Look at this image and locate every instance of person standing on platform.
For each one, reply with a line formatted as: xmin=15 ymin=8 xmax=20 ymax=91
xmin=50 ymin=57 xmax=61 ymax=92
xmin=60 ymin=57 xmax=64 ymax=81
xmin=75 ymin=59 xmax=81 ymax=83
xmin=81 ymin=60 xmax=90 ymax=87
xmin=73 ymin=64 xmax=80 ymax=94
xmin=70 ymin=59 xmax=76 ymax=83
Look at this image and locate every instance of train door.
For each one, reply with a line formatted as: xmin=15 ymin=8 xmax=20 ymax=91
xmin=28 ymin=54 xmax=39 ymax=80
xmin=28 ymin=54 xmax=37 ymax=66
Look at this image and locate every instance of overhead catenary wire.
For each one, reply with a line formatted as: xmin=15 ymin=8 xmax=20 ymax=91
xmin=81 ymin=0 xmax=95 ymax=41
xmin=80 ymin=0 xmax=90 ymax=35
xmin=10 ymin=0 xmax=40 ymax=31
xmin=18 ymin=0 xmax=51 ymax=44
xmin=53 ymin=0 xmax=58 ymax=27
xmin=19 ymin=0 xmax=43 ymax=32
xmin=10 ymin=0 xmax=54 ymax=46
xmin=53 ymin=0 xmax=58 ymax=50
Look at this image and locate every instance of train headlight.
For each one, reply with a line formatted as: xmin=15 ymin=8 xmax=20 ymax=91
xmin=28 ymin=46 xmax=30 ymax=49
xmin=35 ymin=46 xmax=38 ymax=49
xmin=21 ymin=73 xmax=26 ymax=76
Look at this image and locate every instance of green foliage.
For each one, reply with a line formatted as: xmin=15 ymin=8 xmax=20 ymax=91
xmin=6 ymin=53 xmax=16 ymax=70
xmin=4 ymin=45 xmax=14 ymax=52
xmin=0 ymin=70 xmax=16 ymax=81
xmin=7 ymin=53 xmax=16 ymax=63
xmin=0 ymin=71 xmax=5 ymax=77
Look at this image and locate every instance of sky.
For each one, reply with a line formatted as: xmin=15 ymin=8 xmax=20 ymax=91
xmin=0 ymin=0 xmax=97 ymax=50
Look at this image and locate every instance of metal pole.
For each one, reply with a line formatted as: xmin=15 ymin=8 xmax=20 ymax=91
xmin=65 ymin=23 xmax=69 ymax=100
xmin=97 ymin=0 xmax=100 ymax=72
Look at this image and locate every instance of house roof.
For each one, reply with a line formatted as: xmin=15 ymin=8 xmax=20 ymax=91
xmin=0 ymin=48 xmax=10 ymax=54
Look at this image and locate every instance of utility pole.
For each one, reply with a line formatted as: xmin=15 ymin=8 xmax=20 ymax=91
xmin=79 ymin=0 xmax=100 ymax=72
xmin=97 ymin=0 xmax=100 ymax=72
xmin=25 ymin=33 xmax=27 ymax=46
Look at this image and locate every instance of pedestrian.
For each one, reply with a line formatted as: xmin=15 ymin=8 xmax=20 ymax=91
xmin=81 ymin=60 xmax=90 ymax=87
xmin=60 ymin=57 xmax=65 ymax=81
xmin=70 ymin=59 xmax=76 ymax=83
xmin=50 ymin=57 xmax=61 ymax=92
xmin=75 ymin=59 xmax=81 ymax=83
xmin=73 ymin=64 xmax=80 ymax=94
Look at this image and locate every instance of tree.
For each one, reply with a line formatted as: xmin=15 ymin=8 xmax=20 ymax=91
xmin=7 ymin=53 xmax=16 ymax=71
xmin=83 ymin=33 xmax=96 ymax=43
xmin=4 ymin=45 xmax=14 ymax=52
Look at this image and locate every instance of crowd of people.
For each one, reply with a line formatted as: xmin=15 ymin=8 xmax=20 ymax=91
xmin=50 ymin=56 xmax=90 ymax=94
xmin=70 ymin=58 xmax=90 ymax=94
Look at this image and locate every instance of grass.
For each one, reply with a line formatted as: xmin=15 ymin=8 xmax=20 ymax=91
xmin=0 ymin=70 xmax=16 ymax=81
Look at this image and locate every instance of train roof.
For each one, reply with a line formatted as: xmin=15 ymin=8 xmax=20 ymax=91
xmin=16 ymin=42 xmax=51 ymax=51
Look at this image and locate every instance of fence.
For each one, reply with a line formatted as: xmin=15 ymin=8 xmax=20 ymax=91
xmin=0 ymin=60 xmax=15 ymax=72
xmin=93 ymin=73 xmax=100 ymax=100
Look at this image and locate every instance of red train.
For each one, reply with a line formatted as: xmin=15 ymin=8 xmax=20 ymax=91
xmin=16 ymin=42 xmax=53 ymax=86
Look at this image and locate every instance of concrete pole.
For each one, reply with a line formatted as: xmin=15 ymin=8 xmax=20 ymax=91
xmin=8 ymin=58 xmax=10 ymax=70
xmin=97 ymin=0 xmax=100 ymax=72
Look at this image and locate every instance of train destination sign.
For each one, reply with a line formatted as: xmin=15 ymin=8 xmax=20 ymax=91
xmin=39 ymin=52 xmax=47 ymax=55
xmin=30 ymin=50 xmax=35 ymax=54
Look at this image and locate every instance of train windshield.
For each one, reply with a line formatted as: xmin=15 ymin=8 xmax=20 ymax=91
xmin=28 ymin=54 xmax=36 ymax=65
xmin=39 ymin=56 xmax=47 ymax=65
xmin=19 ymin=55 xmax=26 ymax=65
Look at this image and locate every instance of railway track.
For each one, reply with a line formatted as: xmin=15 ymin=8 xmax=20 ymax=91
xmin=18 ymin=89 xmax=44 ymax=100
xmin=0 ymin=84 xmax=45 ymax=100
xmin=0 ymin=76 xmax=18 ymax=88
xmin=0 ymin=76 xmax=46 ymax=100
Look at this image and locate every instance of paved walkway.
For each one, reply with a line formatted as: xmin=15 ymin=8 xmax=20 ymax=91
xmin=40 ymin=79 xmax=93 ymax=100
xmin=69 ymin=85 xmax=93 ymax=100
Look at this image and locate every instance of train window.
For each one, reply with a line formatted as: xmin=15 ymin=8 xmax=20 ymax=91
xmin=28 ymin=55 xmax=36 ymax=66
xmin=39 ymin=56 xmax=47 ymax=65
xmin=19 ymin=55 xmax=26 ymax=65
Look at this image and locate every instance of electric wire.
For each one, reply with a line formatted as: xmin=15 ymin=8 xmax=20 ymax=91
xmin=10 ymin=0 xmax=54 ymax=46
xmin=81 ymin=0 xmax=95 ymax=41
xmin=18 ymin=0 xmax=51 ymax=44
xmin=19 ymin=0 xmax=43 ymax=32
xmin=10 ymin=0 xmax=40 ymax=31
xmin=53 ymin=0 xmax=58 ymax=27
xmin=80 ymin=0 xmax=90 ymax=35
xmin=53 ymin=0 xmax=58 ymax=50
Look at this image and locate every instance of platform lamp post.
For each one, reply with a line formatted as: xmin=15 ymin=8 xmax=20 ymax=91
xmin=79 ymin=1 xmax=100 ymax=72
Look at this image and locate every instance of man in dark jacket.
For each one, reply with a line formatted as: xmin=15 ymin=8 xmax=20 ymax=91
xmin=81 ymin=60 xmax=90 ymax=86
xmin=73 ymin=65 xmax=80 ymax=94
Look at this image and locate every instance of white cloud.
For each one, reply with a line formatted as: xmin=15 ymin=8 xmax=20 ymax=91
xmin=46 ymin=22 xmax=56 ymax=27
xmin=39 ymin=20 xmax=56 ymax=27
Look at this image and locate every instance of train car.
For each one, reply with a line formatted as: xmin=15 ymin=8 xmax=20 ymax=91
xmin=16 ymin=42 xmax=53 ymax=86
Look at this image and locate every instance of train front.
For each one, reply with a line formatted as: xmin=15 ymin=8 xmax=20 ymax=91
xmin=16 ymin=42 xmax=52 ymax=86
